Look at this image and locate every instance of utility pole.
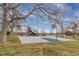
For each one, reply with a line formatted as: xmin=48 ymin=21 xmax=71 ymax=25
xmin=54 ymin=20 xmax=57 ymax=41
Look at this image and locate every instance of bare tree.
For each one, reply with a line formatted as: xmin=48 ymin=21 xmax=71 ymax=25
xmin=0 ymin=3 xmax=68 ymax=44
xmin=67 ymin=16 xmax=79 ymax=38
xmin=0 ymin=3 xmax=21 ymax=44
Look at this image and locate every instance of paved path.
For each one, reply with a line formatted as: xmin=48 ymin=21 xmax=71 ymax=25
xmin=18 ymin=36 xmax=75 ymax=44
xmin=19 ymin=36 xmax=50 ymax=44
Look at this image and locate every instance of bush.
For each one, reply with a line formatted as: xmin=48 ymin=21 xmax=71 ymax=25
xmin=65 ymin=31 xmax=73 ymax=36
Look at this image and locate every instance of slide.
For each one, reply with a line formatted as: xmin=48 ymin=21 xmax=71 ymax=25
xmin=28 ymin=27 xmax=37 ymax=36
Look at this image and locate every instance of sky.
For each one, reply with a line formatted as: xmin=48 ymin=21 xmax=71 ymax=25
xmin=16 ymin=3 xmax=79 ymax=33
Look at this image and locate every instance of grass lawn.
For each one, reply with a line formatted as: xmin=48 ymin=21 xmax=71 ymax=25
xmin=7 ymin=35 xmax=20 ymax=44
xmin=0 ymin=35 xmax=79 ymax=56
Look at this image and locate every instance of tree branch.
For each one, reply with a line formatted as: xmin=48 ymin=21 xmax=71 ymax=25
xmin=8 ymin=4 xmax=20 ymax=10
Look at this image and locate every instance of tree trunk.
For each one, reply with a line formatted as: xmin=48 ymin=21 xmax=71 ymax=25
xmin=1 ymin=3 xmax=8 ymax=44
xmin=60 ymin=21 xmax=64 ymax=37
xmin=10 ymin=23 xmax=14 ymax=35
xmin=10 ymin=9 xmax=18 ymax=35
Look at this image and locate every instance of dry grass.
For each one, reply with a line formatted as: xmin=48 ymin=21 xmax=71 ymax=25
xmin=0 ymin=35 xmax=79 ymax=56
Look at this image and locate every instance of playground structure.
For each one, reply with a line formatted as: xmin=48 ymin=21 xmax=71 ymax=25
xmin=9 ymin=24 xmax=38 ymax=36
xmin=26 ymin=27 xmax=37 ymax=36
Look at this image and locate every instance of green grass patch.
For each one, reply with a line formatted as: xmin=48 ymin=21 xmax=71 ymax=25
xmin=7 ymin=35 xmax=20 ymax=44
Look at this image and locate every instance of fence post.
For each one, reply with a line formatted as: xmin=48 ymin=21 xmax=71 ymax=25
xmin=40 ymin=47 xmax=44 ymax=56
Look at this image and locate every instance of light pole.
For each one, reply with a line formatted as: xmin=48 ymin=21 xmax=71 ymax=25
xmin=52 ymin=24 xmax=57 ymax=41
